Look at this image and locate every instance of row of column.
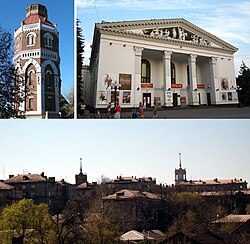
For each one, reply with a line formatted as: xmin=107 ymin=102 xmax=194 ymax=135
xmin=134 ymin=46 xmax=219 ymax=107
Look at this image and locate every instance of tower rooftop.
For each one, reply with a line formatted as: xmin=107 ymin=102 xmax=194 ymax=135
xmin=24 ymin=4 xmax=54 ymax=27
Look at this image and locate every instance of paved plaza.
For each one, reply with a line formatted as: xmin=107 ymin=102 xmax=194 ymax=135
xmin=83 ymin=106 xmax=250 ymax=119
xmin=142 ymin=106 xmax=250 ymax=119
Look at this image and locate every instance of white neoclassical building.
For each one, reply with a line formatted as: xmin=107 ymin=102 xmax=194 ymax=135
xmin=83 ymin=18 xmax=238 ymax=109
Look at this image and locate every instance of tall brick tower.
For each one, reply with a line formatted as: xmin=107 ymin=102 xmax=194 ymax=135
xmin=14 ymin=4 xmax=61 ymax=118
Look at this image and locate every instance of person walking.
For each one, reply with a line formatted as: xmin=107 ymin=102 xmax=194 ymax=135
xmin=114 ymin=102 xmax=121 ymax=119
xmin=153 ymin=103 xmax=158 ymax=119
xmin=139 ymin=102 xmax=144 ymax=118
xmin=107 ymin=102 xmax=111 ymax=118
xmin=131 ymin=109 xmax=138 ymax=119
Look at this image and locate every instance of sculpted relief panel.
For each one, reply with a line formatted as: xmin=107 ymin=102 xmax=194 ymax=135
xmin=142 ymin=27 xmax=211 ymax=46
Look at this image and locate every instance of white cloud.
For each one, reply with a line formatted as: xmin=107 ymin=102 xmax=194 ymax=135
xmin=83 ymin=41 xmax=91 ymax=65
xmin=77 ymin=0 xmax=209 ymax=11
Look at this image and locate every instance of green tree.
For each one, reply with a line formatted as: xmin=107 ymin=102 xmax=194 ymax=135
xmin=0 ymin=26 xmax=26 ymax=118
xmin=76 ymin=19 xmax=85 ymax=111
xmin=166 ymin=192 xmax=227 ymax=237
xmin=83 ymin=213 xmax=119 ymax=244
xmin=32 ymin=203 xmax=53 ymax=244
xmin=60 ymin=86 xmax=74 ymax=118
xmin=236 ymin=61 xmax=250 ymax=106
xmin=0 ymin=199 xmax=36 ymax=242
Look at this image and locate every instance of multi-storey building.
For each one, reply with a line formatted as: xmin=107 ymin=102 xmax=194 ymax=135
xmin=174 ymin=155 xmax=248 ymax=192
xmin=14 ymin=4 xmax=61 ymax=118
xmin=83 ymin=18 xmax=238 ymax=110
xmin=102 ymin=189 xmax=162 ymax=232
xmin=4 ymin=173 xmax=68 ymax=213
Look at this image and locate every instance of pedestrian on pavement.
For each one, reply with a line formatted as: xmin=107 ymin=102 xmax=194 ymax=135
xmin=107 ymin=102 xmax=111 ymax=118
xmin=139 ymin=102 xmax=144 ymax=118
xmin=131 ymin=109 xmax=138 ymax=119
xmin=95 ymin=109 xmax=101 ymax=119
xmin=79 ymin=103 xmax=86 ymax=118
xmin=153 ymin=103 xmax=158 ymax=119
xmin=114 ymin=102 xmax=121 ymax=119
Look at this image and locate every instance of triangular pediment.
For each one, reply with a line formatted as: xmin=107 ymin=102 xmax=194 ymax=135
xmin=97 ymin=18 xmax=238 ymax=53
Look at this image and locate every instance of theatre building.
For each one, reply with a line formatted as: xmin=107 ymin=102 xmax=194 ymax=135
xmin=14 ymin=4 xmax=61 ymax=118
xmin=84 ymin=18 xmax=239 ymax=109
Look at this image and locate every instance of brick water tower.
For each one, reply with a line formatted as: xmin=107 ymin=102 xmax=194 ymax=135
xmin=14 ymin=3 xmax=61 ymax=118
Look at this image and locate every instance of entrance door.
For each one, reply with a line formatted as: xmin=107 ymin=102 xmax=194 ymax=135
xmin=207 ymin=93 xmax=211 ymax=105
xmin=173 ymin=93 xmax=178 ymax=107
xmin=143 ymin=93 xmax=151 ymax=108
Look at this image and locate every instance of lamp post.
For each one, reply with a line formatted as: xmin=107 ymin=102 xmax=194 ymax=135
xmin=236 ymin=85 xmax=243 ymax=107
xmin=111 ymin=80 xmax=121 ymax=109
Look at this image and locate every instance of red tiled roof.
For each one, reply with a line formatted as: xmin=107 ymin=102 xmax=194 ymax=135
xmin=4 ymin=174 xmax=47 ymax=183
xmin=178 ymin=178 xmax=247 ymax=186
xmin=0 ymin=182 xmax=14 ymax=190
xmin=213 ymin=214 xmax=250 ymax=223
xmin=24 ymin=15 xmax=54 ymax=27
xmin=103 ymin=189 xmax=160 ymax=200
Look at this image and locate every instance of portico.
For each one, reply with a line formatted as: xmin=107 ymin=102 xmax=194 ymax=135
xmin=84 ymin=18 xmax=238 ymax=109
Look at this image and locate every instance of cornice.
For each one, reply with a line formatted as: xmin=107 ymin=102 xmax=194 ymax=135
xmin=99 ymin=28 xmax=236 ymax=54
xmin=97 ymin=18 xmax=238 ymax=54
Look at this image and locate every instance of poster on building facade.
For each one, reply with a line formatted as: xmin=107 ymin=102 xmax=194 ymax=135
xmin=119 ymin=74 xmax=132 ymax=90
xmin=98 ymin=91 xmax=108 ymax=104
xmin=122 ymin=91 xmax=131 ymax=104
xmin=220 ymin=77 xmax=229 ymax=90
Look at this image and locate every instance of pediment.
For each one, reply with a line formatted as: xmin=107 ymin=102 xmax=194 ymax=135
xmin=97 ymin=18 xmax=238 ymax=53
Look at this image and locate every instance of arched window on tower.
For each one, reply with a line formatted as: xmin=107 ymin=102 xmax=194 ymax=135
xmin=171 ymin=62 xmax=176 ymax=84
xmin=141 ymin=59 xmax=150 ymax=83
xmin=45 ymin=70 xmax=54 ymax=92
xmin=26 ymin=32 xmax=36 ymax=46
xmin=44 ymin=33 xmax=53 ymax=48
xmin=27 ymin=70 xmax=35 ymax=87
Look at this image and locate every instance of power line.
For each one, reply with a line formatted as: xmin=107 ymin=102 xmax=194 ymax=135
xmin=93 ymin=0 xmax=100 ymax=22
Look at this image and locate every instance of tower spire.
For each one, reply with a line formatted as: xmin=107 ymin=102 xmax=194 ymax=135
xmin=179 ymin=153 xmax=182 ymax=168
xmin=80 ymin=157 xmax=82 ymax=174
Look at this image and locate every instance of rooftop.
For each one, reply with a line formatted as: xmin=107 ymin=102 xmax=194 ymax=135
xmin=178 ymin=178 xmax=247 ymax=186
xmin=103 ymin=189 xmax=160 ymax=200
xmin=0 ymin=182 xmax=14 ymax=190
xmin=5 ymin=173 xmax=47 ymax=184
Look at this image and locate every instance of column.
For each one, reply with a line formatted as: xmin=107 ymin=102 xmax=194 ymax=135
xmin=163 ymin=50 xmax=173 ymax=107
xmin=209 ymin=57 xmax=220 ymax=104
xmin=188 ymin=54 xmax=199 ymax=106
xmin=134 ymin=46 xmax=143 ymax=107
xmin=54 ymin=75 xmax=60 ymax=113
xmin=36 ymin=72 xmax=42 ymax=114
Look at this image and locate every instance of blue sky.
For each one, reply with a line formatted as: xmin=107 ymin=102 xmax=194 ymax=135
xmin=77 ymin=0 xmax=250 ymax=75
xmin=0 ymin=0 xmax=74 ymax=97
xmin=0 ymin=120 xmax=250 ymax=186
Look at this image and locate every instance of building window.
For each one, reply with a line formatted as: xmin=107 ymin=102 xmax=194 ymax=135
xmin=31 ymin=184 xmax=36 ymax=189
xmin=187 ymin=65 xmax=190 ymax=85
xmin=22 ymin=185 xmax=26 ymax=190
xmin=45 ymin=71 xmax=54 ymax=90
xmin=28 ymin=71 xmax=34 ymax=86
xmin=28 ymin=98 xmax=33 ymax=110
xmin=44 ymin=33 xmax=53 ymax=48
xmin=171 ymin=62 xmax=176 ymax=84
xmin=141 ymin=59 xmax=150 ymax=83
xmin=26 ymin=33 xmax=36 ymax=46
